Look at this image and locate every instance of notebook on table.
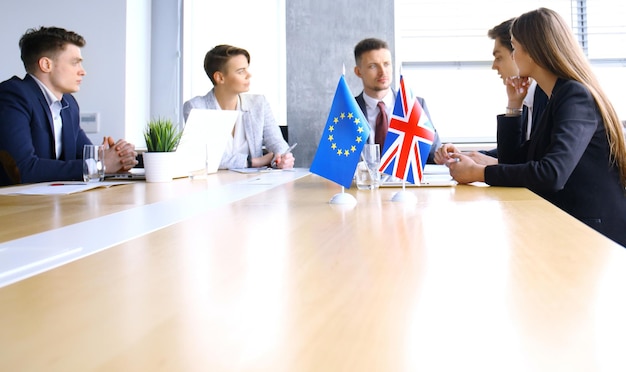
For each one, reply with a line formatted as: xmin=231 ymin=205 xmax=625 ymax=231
xmin=379 ymin=164 xmax=457 ymax=187
xmin=105 ymin=109 xmax=238 ymax=180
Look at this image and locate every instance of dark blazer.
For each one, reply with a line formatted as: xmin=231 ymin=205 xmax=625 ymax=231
xmin=481 ymin=85 xmax=549 ymax=158
xmin=355 ymin=92 xmax=442 ymax=164
xmin=0 ymin=75 xmax=91 ymax=186
xmin=485 ymin=78 xmax=626 ymax=246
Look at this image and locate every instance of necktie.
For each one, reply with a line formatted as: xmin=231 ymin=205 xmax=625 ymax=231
xmin=375 ymin=101 xmax=388 ymax=147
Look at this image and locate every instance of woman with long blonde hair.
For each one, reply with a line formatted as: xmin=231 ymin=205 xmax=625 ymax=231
xmin=444 ymin=7 xmax=626 ymax=246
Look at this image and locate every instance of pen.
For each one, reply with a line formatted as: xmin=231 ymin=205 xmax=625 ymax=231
xmin=271 ymin=143 xmax=298 ymax=168
xmin=283 ymin=142 xmax=298 ymax=155
xmin=49 ymin=183 xmax=87 ymax=186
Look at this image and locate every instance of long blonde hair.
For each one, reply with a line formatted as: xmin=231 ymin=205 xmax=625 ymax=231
xmin=512 ymin=8 xmax=626 ymax=187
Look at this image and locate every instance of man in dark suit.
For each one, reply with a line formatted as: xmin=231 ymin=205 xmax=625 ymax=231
xmin=353 ymin=38 xmax=441 ymax=164
xmin=482 ymin=18 xmax=549 ymax=158
xmin=0 ymin=26 xmax=137 ymax=186
xmin=435 ymin=19 xmax=549 ymax=166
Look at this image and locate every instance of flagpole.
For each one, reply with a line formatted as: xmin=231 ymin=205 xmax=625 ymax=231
xmin=329 ymin=63 xmax=357 ymax=206
xmin=387 ymin=82 xmax=417 ymax=203
xmin=329 ymin=186 xmax=357 ymax=205
xmin=310 ymin=66 xmax=365 ymax=206
xmin=391 ymin=179 xmax=417 ymax=203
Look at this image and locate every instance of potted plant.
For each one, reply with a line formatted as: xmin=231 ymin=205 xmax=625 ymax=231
xmin=142 ymin=117 xmax=183 ymax=182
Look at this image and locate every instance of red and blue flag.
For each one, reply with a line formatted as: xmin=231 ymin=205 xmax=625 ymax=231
xmin=379 ymin=75 xmax=435 ymax=184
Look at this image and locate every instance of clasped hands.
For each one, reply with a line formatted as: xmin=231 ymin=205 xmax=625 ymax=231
xmin=102 ymin=136 xmax=138 ymax=173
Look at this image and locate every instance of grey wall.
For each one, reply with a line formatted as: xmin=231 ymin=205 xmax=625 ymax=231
xmin=286 ymin=0 xmax=395 ymax=167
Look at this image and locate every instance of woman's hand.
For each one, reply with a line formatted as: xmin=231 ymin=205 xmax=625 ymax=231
xmin=434 ymin=143 xmax=460 ymax=165
xmin=436 ymin=143 xmax=498 ymax=167
xmin=251 ymin=152 xmax=275 ymax=168
xmin=505 ymin=76 xmax=530 ymax=109
xmin=465 ymin=151 xmax=498 ymax=166
xmin=273 ymin=152 xmax=295 ymax=169
xmin=447 ymin=152 xmax=486 ymax=184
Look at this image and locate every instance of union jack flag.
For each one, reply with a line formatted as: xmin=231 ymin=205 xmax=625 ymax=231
xmin=379 ymin=75 xmax=435 ymax=184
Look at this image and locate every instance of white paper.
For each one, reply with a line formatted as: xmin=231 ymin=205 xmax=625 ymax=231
xmin=1 ymin=181 xmax=131 ymax=195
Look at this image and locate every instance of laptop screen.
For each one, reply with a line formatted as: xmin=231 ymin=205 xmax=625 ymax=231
xmin=105 ymin=109 xmax=238 ymax=180
xmin=177 ymin=109 xmax=239 ymax=175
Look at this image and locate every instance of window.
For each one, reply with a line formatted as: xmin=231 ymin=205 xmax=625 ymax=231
xmin=182 ymin=0 xmax=286 ymax=124
xmin=396 ymin=0 xmax=626 ymax=144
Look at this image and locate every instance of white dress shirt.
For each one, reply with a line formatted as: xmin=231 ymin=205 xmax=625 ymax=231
xmin=30 ymin=74 xmax=65 ymax=159
xmin=361 ymin=89 xmax=395 ymax=144
xmin=223 ymin=96 xmax=249 ymax=158
xmin=523 ymin=80 xmax=538 ymax=140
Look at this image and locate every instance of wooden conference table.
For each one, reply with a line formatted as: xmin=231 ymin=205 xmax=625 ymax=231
xmin=1 ymin=169 xmax=626 ymax=371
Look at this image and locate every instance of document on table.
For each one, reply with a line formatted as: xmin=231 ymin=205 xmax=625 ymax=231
xmin=230 ymin=167 xmax=272 ymax=174
xmin=230 ymin=167 xmax=296 ymax=174
xmin=0 ymin=181 xmax=132 ymax=195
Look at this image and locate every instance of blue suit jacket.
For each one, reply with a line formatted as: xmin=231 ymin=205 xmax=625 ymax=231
xmin=0 ymin=75 xmax=91 ymax=186
xmin=486 ymin=78 xmax=626 ymax=246
xmin=355 ymin=92 xmax=441 ymax=164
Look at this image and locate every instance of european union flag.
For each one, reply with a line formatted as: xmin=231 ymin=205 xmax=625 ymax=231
xmin=310 ymin=75 xmax=370 ymax=188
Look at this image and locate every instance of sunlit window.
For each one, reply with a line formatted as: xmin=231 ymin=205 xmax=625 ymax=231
xmin=182 ymin=0 xmax=626 ymax=143
xmin=182 ymin=0 xmax=286 ymax=125
xmin=396 ymin=0 xmax=626 ymax=144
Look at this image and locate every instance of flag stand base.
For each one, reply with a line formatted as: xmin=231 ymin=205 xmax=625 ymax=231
xmin=391 ymin=190 xmax=417 ymax=204
xmin=329 ymin=192 xmax=357 ymax=205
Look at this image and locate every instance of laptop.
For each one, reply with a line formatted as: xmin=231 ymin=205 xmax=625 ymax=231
xmin=106 ymin=109 xmax=238 ymax=180
xmin=106 ymin=167 xmax=146 ymax=180
xmin=379 ymin=164 xmax=457 ymax=187
xmin=174 ymin=108 xmax=239 ymax=176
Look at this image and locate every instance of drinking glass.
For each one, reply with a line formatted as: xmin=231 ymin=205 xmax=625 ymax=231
xmin=83 ymin=144 xmax=105 ymax=182
xmin=355 ymin=144 xmax=381 ymax=190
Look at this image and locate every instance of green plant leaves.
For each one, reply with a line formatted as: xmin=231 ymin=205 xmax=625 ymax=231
xmin=144 ymin=117 xmax=183 ymax=152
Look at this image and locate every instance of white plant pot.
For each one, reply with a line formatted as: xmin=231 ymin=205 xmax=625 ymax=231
xmin=142 ymin=152 xmax=175 ymax=182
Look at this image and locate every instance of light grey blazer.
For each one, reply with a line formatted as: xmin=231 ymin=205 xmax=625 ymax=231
xmin=183 ymin=89 xmax=288 ymax=169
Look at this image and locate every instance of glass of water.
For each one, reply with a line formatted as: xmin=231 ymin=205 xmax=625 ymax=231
xmin=355 ymin=144 xmax=381 ymax=190
xmin=82 ymin=144 xmax=105 ymax=182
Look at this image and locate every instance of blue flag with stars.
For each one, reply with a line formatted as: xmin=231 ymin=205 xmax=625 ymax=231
xmin=310 ymin=75 xmax=370 ymax=188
